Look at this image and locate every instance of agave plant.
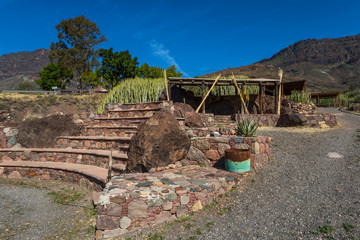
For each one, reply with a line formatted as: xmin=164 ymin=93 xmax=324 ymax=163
xmin=235 ymin=116 xmax=258 ymax=137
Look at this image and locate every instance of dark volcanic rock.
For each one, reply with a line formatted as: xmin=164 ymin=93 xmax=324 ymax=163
xmin=173 ymin=102 xmax=204 ymax=128
xmin=126 ymin=109 xmax=191 ymax=173
xmin=17 ymin=115 xmax=80 ymax=148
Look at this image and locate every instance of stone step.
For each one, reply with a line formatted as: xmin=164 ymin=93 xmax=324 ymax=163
xmin=56 ymin=136 xmax=131 ymax=152
xmin=107 ymin=107 xmax=162 ymax=118
xmin=0 ymin=148 xmax=128 ymax=168
xmin=0 ymin=160 xmax=108 ymax=184
xmin=83 ymin=127 xmax=136 ymax=137
xmin=106 ymin=101 xmax=168 ymax=111
xmin=91 ymin=117 xmax=186 ymax=127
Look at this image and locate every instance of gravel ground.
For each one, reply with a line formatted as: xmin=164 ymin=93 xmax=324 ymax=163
xmin=0 ymin=179 xmax=96 ymax=240
xmin=125 ymin=108 xmax=360 ymax=240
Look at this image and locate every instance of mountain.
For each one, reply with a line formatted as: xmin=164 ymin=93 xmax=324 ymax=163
xmin=0 ymin=49 xmax=50 ymax=90
xmin=204 ymin=34 xmax=360 ymax=92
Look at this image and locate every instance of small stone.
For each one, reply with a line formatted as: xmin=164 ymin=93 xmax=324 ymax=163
xmin=251 ymin=142 xmax=260 ymax=154
xmin=162 ymin=191 xmax=177 ymax=202
xmin=107 ymin=203 xmax=122 ymax=216
xmin=128 ymin=200 xmax=148 ymax=218
xmin=102 ymin=228 xmax=128 ymax=238
xmin=235 ymin=143 xmax=250 ymax=150
xmin=120 ymin=216 xmax=131 ymax=229
xmin=130 ymin=191 xmax=141 ymax=199
xmin=136 ymin=181 xmax=153 ymax=187
xmin=148 ymin=198 xmax=163 ymax=207
xmin=8 ymin=171 xmax=21 ymax=179
xmin=110 ymin=195 xmax=126 ymax=204
xmin=96 ymin=216 xmax=120 ymax=230
xmin=175 ymin=161 xmax=182 ymax=168
xmin=218 ymin=143 xmax=231 ymax=155
xmin=92 ymin=192 xmax=101 ymax=205
xmin=205 ymin=149 xmax=221 ymax=161
xmin=229 ymin=129 xmax=236 ymax=135
xmin=176 ymin=205 xmax=189 ymax=218
xmin=162 ymin=201 xmax=173 ymax=211
xmin=225 ymin=177 xmax=235 ymax=182
xmin=95 ymin=230 xmax=103 ymax=240
xmin=195 ymin=192 xmax=207 ymax=200
xmin=155 ymin=211 xmax=174 ymax=225
xmin=180 ymin=195 xmax=190 ymax=205
xmin=192 ymin=200 xmax=203 ymax=212
xmin=168 ymin=164 xmax=176 ymax=169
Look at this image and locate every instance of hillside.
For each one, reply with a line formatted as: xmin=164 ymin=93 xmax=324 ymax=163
xmin=205 ymin=34 xmax=360 ymax=92
xmin=0 ymin=49 xmax=50 ymax=90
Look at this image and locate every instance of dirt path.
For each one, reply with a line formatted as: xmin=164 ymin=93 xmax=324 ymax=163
xmin=129 ymin=108 xmax=360 ymax=240
xmin=0 ymin=179 xmax=96 ymax=240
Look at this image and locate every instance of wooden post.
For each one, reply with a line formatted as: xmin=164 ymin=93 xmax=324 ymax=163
xmin=232 ymin=74 xmax=249 ymax=114
xmin=107 ymin=149 xmax=113 ymax=181
xmin=196 ymin=74 xmax=221 ymax=113
xmin=277 ymin=68 xmax=283 ymax=115
xmin=201 ymin=82 xmax=206 ymax=113
xmin=274 ymin=82 xmax=279 ymax=114
xmin=259 ymin=83 xmax=263 ymax=114
xmin=163 ymin=70 xmax=169 ymax=101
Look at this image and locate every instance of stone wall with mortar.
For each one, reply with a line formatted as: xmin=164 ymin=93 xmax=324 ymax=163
xmin=0 ymin=126 xmax=21 ymax=148
xmin=187 ymin=136 xmax=272 ymax=171
xmin=0 ymin=166 xmax=103 ymax=190
xmin=95 ymin=166 xmax=245 ymax=239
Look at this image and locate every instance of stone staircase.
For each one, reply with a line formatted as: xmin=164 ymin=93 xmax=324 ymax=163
xmin=214 ymin=115 xmax=237 ymax=129
xmin=0 ymin=101 xmax=184 ymax=185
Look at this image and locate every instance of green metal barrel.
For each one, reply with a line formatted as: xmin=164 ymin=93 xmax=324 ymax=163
xmin=225 ymin=148 xmax=251 ymax=173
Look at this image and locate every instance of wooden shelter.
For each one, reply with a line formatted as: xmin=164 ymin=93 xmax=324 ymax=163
xmin=167 ymin=77 xmax=281 ymax=114
xmin=310 ymin=92 xmax=340 ymax=107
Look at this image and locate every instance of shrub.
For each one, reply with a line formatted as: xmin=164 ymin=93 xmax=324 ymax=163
xmin=236 ymin=116 xmax=258 ymax=137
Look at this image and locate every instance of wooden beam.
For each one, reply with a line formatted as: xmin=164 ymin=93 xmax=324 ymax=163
xmin=259 ymin=83 xmax=263 ymax=114
xmin=274 ymin=82 xmax=279 ymax=114
xmin=163 ymin=70 xmax=169 ymax=101
xmin=232 ymin=74 xmax=249 ymax=114
xmin=201 ymin=82 xmax=206 ymax=113
xmin=196 ymin=74 xmax=221 ymax=113
xmin=277 ymin=68 xmax=283 ymax=115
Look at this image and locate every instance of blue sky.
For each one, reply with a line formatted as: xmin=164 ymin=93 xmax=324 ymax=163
xmin=0 ymin=0 xmax=359 ymax=77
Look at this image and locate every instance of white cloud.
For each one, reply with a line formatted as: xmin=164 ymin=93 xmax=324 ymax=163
xmin=150 ymin=39 xmax=189 ymax=77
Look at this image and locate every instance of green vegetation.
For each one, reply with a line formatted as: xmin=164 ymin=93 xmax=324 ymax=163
xmin=288 ymin=90 xmax=310 ymax=103
xmin=318 ymin=225 xmax=335 ymax=234
xmin=343 ymin=223 xmax=354 ymax=232
xmin=37 ymin=62 xmax=73 ymax=90
xmin=97 ymin=77 xmax=165 ymax=113
xmin=148 ymin=232 xmax=164 ymax=240
xmin=97 ymin=48 xmax=139 ymax=89
xmin=176 ymin=216 xmax=192 ymax=223
xmin=219 ymin=206 xmax=231 ymax=214
xmin=340 ymin=86 xmax=360 ymax=107
xmin=47 ymin=189 xmax=85 ymax=204
xmin=236 ymin=116 xmax=258 ymax=137
xmin=184 ymin=75 xmax=258 ymax=97
xmin=49 ymin=15 xmax=106 ymax=90
xmin=16 ymin=81 xmax=37 ymax=91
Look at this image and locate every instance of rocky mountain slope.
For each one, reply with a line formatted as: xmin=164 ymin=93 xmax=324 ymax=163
xmin=205 ymin=34 xmax=360 ymax=92
xmin=0 ymin=49 xmax=50 ymax=90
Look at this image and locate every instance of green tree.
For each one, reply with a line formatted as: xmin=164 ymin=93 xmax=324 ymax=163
xmin=98 ymin=48 xmax=139 ymax=88
xmin=36 ymin=62 xmax=73 ymax=90
xmin=49 ymin=15 xmax=106 ymax=91
xmin=137 ymin=63 xmax=163 ymax=78
xmin=166 ymin=65 xmax=183 ymax=77
xmin=16 ymin=81 xmax=36 ymax=91
xmin=81 ymin=68 xmax=102 ymax=88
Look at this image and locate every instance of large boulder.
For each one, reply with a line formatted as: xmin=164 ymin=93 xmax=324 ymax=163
xmin=276 ymin=99 xmax=307 ymax=127
xmin=17 ymin=115 xmax=80 ymax=148
xmin=173 ymin=103 xmax=205 ymax=128
xmin=126 ymin=109 xmax=191 ymax=172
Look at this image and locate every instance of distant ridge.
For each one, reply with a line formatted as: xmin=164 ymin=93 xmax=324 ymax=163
xmin=204 ymin=34 xmax=360 ymax=92
xmin=0 ymin=49 xmax=50 ymax=90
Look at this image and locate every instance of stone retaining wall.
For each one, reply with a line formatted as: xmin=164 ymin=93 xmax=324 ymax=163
xmin=95 ymin=166 xmax=245 ymax=239
xmin=188 ymin=136 xmax=272 ymax=170
xmin=0 ymin=166 xmax=103 ymax=190
xmin=0 ymin=126 xmax=20 ymax=148
xmin=56 ymin=138 xmax=129 ymax=153
xmin=0 ymin=151 xmax=124 ymax=168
